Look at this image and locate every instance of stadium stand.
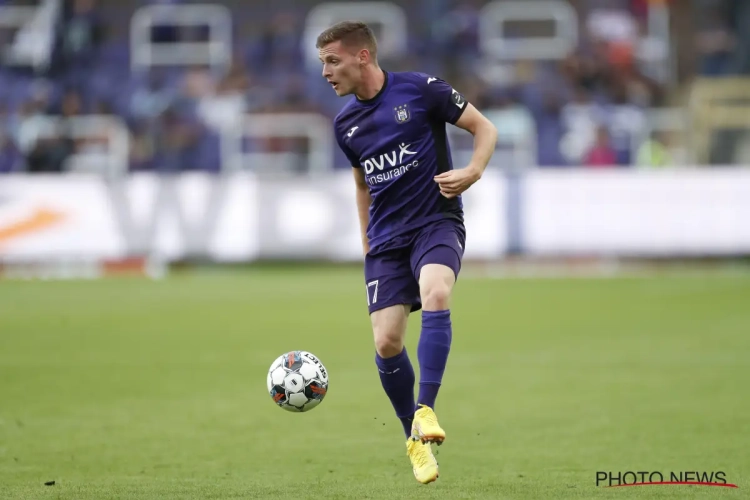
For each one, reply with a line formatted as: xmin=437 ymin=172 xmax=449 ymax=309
xmin=0 ymin=0 xmax=748 ymax=175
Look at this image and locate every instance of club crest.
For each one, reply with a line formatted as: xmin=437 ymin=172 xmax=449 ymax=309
xmin=393 ymin=104 xmax=411 ymax=124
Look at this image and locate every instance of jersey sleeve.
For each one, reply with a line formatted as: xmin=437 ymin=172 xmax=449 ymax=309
xmin=334 ymin=124 xmax=362 ymax=168
xmin=420 ymin=75 xmax=469 ymax=125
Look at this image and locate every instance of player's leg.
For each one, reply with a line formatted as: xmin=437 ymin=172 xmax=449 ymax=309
xmin=371 ymin=303 xmax=416 ymax=439
xmin=409 ymin=221 xmax=466 ymax=445
xmin=366 ymin=249 xmax=439 ymax=485
xmin=417 ymin=259 xmax=456 ymax=412
xmin=365 ymin=250 xmax=420 ymax=440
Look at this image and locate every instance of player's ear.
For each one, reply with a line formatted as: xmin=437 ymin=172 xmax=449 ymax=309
xmin=358 ymin=49 xmax=369 ymax=66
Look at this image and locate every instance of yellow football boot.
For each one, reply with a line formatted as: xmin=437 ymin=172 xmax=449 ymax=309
xmin=406 ymin=437 xmax=439 ymax=484
xmin=412 ymin=404 xmax=446 ymax=445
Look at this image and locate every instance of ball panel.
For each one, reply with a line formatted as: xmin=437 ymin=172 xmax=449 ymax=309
xmin=288 ymin=392 xmax=308 ymax=408
xmin=298 ymin=362 xmax=319 ymax=381
xmin=270 ymin=385 xmax=287 ymax=405
xmin=304 ymin=380 xmax=327 ymax=401
xmin=270 ymin=367 xmax=286 ymax=386
xmin=283 ymin=373 xmax=305 ymax=393
xmin=282 ymin=351 xmax=305 ymax=372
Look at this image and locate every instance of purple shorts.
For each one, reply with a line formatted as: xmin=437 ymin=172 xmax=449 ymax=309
xmin=363 ymin=219 xmax=466 ymax=314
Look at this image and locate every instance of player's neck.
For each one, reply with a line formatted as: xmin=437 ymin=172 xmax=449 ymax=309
xmin=355 ymin=66 xmax=386 ymax=101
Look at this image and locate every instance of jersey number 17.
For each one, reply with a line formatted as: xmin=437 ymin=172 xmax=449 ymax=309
xmin=366 ymin=280 xmax=379 ymax=306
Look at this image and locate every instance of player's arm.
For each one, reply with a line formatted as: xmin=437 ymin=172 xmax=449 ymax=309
xmin=422 ymin=75 xmax=498 ymax=198
xmin=352 ymin=167 xmax=371 ymax=255
xmin=434 ymin=103 xmax=497 ymax=198
xmin=453 ymin=103 xmax=498 ymax=180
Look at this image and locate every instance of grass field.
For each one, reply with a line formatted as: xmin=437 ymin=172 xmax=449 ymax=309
xmin=1 ymin=266 xmax=749 ymax=499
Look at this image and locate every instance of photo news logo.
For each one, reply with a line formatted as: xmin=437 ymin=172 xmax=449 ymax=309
xmin=596 ymin=471 xmax=738 ymax=488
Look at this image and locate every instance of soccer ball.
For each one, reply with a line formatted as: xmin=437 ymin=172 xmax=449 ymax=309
xmin=267 ymin=351 xmax=329 ymax=412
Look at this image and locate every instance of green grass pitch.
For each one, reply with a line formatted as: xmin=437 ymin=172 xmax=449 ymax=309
xmin=1 ymin=266 xmax=749 ymax=499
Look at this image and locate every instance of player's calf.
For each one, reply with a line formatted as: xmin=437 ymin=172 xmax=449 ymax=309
xmin=415 ymin=261 xmax=457 ymax=441
xmin=371 ymin=305 xmax=417 ymax=439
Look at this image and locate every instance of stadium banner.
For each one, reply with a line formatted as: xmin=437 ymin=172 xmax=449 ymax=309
xmin=521 ymin=168 xmax=750 ymax=255
xmin=0 ymin=175 xmax=125 ymax=260
xmin=0 ymin=171 xmax=506 ymax=262
xmin=104 ymin=172 xmax=260 ymax=262
xmin=0 ymin=173 xmax=260 ymax=262
xmin=1 ymin=168 xmax=749 ymax=263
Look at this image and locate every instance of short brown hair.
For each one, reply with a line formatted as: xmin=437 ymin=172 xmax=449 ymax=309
xmin=316 ymin=21 xmax=378 ymax=59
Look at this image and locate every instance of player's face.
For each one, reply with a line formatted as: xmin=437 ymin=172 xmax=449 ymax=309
xmin=319 ymin=41 xmax=363 ymax=97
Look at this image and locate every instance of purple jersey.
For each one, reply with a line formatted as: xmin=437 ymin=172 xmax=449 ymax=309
xmin=334 ymin=71 xmax=468 ymax=252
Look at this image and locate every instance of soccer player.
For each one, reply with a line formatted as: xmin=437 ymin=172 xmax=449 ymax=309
xmin=317 ymin=21 xmax=498 ymax=484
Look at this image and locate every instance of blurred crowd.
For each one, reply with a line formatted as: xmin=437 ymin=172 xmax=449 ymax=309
xmin=0 ymin=0 xmax=749 ymax=174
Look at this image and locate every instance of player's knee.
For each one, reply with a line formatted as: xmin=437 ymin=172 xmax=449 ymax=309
xmin=370 ymin=305 xmax=409 ymax=357
xmin=374 ymin=331 xmax=403 ymax=358
xmin=421 ymin=283 xmax=451 ymax=311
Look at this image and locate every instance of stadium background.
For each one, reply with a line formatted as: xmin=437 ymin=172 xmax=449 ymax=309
xmin=1 ymin=1 xmax=749 ymax=499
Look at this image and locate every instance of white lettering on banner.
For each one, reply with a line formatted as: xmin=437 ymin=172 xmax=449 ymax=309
xmin=0 ymin=173 xmax=259 ymax=262
xmin=105 ymin=173 xmax=258 ymax=261
xmin=276 ymin=190 xmax=337 ymax=245
xmin=255 ymin=174 xmax=362 ymax=259
xmin=522 ymin=169 xmax=750 ymax=255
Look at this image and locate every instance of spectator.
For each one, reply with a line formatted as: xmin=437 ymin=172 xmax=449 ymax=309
xmin=560 ymin=87 xmax=603 ymax=165
xmin=696 ymin=5 xmax=735 ymax=76
xmin=637 ymin=131 xmax=672 ymax=167
xmin=52 ymin=0 xmax=103 ymax=84
xmin=584 ymin=126 xmax=618 ymax=167
xmin=129 ymin=70 xmax=176 ymax=124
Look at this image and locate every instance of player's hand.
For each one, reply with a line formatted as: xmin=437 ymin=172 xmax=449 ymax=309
xmin=433 ymin=166 xmax=481 ymax=199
